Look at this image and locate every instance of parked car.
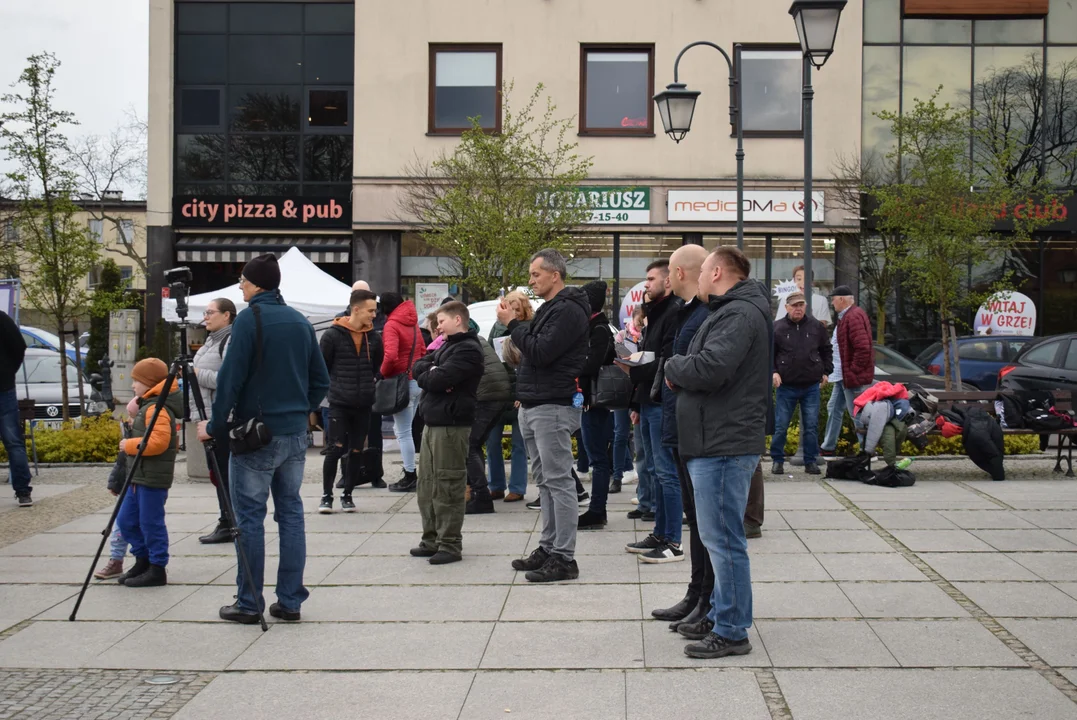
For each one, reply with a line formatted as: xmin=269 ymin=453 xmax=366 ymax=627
xmin=20 ymin=325 xmax=82 ymax=366
xmin=914 ymin=335 xmax=1038 ymax=390
xmin=14 ymin=349 xmax=109 ymax=427
xmin=998 ymin=332 xmax=1077 ymax=395
xmin=874 ymin=344 xmax=977 ymax=392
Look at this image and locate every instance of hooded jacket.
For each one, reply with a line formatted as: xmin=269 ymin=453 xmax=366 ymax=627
xmin=476 ymin=333 xmax=512 ymax=403
xmin=380 ymin=300 xmax=426 ymax=380
xmin=630 ymin=292 xmax=682 ymax=406
xmin=320 ymin=317 xmax=384 ymax=409
xmin=773 ymin=314 xmax=833 ymax=387
xmin=509 ymin=286 xmax=590 ymax=407
xmin=664 ymin=279 xmax=773 ymax=459
xmin=580 ymin=312 xmax=615 ymax=406
xmin=661 ymin=297 xmax=710 ymax=448
xmin=123 ymin=378 xmax=184 ymax=489
xmin=837 ymin=304 xmax=875 ymax=389
xmin=414 ymin=331 xmax=485 ymax=426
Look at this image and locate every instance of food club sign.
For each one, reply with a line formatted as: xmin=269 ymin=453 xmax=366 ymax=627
xmin=668 ymin=191 xmax=825 ymax=223
xmin=974 ymin=292 xmax=1037 ymax=337
xmin=173 ymin=196 xmax=350 ymax=229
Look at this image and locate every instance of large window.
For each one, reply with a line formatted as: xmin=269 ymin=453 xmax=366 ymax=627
xmin=735 ymin=47 xmax=803 ymax=137
xmin=428 ymin=44 xmax=502 ymax=134
xmin=579 ymin=45 xmax=654 ymax=135
xmin=174 ymin=2 xmax=354 ymax=198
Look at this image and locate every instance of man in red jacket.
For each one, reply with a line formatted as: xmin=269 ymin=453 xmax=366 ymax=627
xmin=830 ymin=286 xmax=875 ymax=447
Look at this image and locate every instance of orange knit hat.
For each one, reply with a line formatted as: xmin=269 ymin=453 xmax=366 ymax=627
xmin=131 ymin=358 xmax=168 ymax=388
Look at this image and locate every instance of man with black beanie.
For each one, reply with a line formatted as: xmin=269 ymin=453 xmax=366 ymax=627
xmin=577 ymin=280 xmax=616 ymax=528
xmin=0 ymin=309 xmax=32 ymax=507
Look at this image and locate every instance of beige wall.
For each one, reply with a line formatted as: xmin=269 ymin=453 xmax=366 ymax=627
xmin=147 ymin=0 xmax=174 ymax=228
xmin=355 ymin=0 xmax=863 ymax=226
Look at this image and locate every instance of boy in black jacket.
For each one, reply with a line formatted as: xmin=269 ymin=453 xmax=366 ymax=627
xmin=410 ymin=302 xmax=485 ymax=565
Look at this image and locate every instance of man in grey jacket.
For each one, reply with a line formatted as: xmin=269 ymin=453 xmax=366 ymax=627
xmin=664 ymin=246 xmax=771 ymax=660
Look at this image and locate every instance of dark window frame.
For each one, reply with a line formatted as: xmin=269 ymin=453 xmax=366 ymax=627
xmin=427 ymin=43 xmax=503 ymax=135
xmin=733 ymin=43 xmax=805 ymax=139
xmin=578 ymin=43 xmax=655 ymax=137
xmin=177 ymin=86 xmax=226 ymax=132
xmin=304 ymin=86 xmax=353 ymax=133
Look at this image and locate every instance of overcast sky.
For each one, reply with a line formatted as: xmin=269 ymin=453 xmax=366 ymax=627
xmin=0 ymin=1 xmax=148 ymax=194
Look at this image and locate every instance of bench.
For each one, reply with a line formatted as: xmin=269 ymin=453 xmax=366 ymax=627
xmin=932 ymin=390 xmax=1077 ymax=477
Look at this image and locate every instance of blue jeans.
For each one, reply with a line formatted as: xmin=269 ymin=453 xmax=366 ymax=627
xmin=640 ymin=403 xmax=681 ymax=544
xmin=771 ymin=384 xmax=821 ymax=465
xmin=0 ymin=389 xmax=31 ymax=494
xmin=821 ymin=380 xmax=846 ymax=451
xmin=635 ymin=418 xmax=655 ymax=512
xmin=487 ymin=419 xmax=527 ymax=495
xmin=392 ymin=379 xmax=422 ymax=472
xmin=116 ymin=484 xmax=169 ymax=567
xmin=687 ymin=454 xmax=760 ymax=642
xmin=581 ymin=406 xmax=613 ymax=514
xmin=229 ymin=432 xmax=309 ymax=614
xmin=612 ymin=409 xmax=634 ymax=479
xmin=109 ymin=528 xmax=128 ymax=561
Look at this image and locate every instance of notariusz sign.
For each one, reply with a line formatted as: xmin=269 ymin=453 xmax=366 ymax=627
xmin=540 ymin=186 xmax=650 ymax=225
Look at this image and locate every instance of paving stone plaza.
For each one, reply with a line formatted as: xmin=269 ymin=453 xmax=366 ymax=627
xmin=4 ymin=454 xmax=1077 ymax=718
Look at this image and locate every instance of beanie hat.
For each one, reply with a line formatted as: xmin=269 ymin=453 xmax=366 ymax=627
xmin=380 ymin=292 xmax=404 ymax=317
xmin=582 ymin=280 xmax=607 ymax=313
xmin=132 ymin=358 xmax=168 ymax=388
xmin=242 ymin=253 xmax=281 ymax=291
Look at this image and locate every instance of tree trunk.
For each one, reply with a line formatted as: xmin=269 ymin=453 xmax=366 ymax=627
xmin=940 ymin=316 xmax=953 ymax=391
xmin=949 ymin=321 xmax=963 ymax=388
xmin=57 ymin=321 xmax=71 ymax=421
xmin=73 ymin=318 xmax=86 ymax=415
xmin=875 ymin=296 xmax=887 ymax=343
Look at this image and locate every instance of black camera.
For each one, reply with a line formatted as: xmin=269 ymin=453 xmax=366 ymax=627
xmin=165 ymin=266 xmax=194 ymax=320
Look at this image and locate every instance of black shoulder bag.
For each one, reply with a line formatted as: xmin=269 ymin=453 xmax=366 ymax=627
xmin=372 ymin=325 xmax=417 ymax=415
xmin=229 ymin=304 xmax=273 ymax=455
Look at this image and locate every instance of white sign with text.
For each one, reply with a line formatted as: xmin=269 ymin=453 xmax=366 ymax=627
xmin=415 ymin=283 xmax=450 ymax=319
xmin=667 ymin=190 xmax=825 ymax=223
xmin=975 ymin=292 xmax=1037 ymax=336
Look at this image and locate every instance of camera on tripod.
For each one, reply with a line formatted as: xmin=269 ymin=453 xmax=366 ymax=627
xmin=165 ymin=266 xmax=194 ymax=321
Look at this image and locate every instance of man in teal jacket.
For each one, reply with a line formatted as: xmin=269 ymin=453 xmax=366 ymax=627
xmin=198 ymin=253 xmax=329 ymax=624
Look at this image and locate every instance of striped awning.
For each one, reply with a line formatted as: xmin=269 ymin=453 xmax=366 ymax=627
xmin=174 ymin=235 xmax=351 ymax=264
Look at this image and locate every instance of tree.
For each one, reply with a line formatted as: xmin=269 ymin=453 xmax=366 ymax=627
xmin=867 ymin=89 xmax=1062 ymax=389
xmin=1 ymin=53 xmax=100 ymax=418
xmin=398 ymin=83 xmax=595 ymax=300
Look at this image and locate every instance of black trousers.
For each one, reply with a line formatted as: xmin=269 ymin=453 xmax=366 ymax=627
xmin=211 ymin=425 xmax=231 ymax=524
xmin=323 ymin=405 xmax=370 ymax=496
xmin=467 ymin=401 xmax=511 ymax=494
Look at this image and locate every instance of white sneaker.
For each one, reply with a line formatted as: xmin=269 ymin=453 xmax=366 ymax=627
xmin=621 ymin=471 xmax=639 ymax=485
xmin=630 ymin=497 xmax=640 ymax=505
xmin=638 ymin=542 xmax=685 ymax=564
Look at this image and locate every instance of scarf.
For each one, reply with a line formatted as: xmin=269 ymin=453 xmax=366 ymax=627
xmin=209 ymin=324 xmax=232 ymax=348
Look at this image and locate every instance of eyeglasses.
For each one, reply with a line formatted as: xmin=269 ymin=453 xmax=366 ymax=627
xmin=238 ymin=276 xmax=248 ymax=286
xmin=203 ymin=309 xmax=218 ymax=317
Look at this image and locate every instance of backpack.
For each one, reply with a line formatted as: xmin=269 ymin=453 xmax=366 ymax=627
xmin=906 ymin=415 xmax=935 ymax=451
xmin=865 ymin=466 xmax=916 ymax=488
xmin=907 ymin=383 xmax=939 ymax=415
xmin=997 ymin=394 xmax=1025 ymax=429
xmin=825 ymin=453 xmax=874 ymax=482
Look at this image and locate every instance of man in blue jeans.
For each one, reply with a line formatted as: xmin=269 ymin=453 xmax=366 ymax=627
xmin=199 ymin=254 xmax=329 ymax=624
xmin=664 ymin=246 xmax=772 ymax=659
xmin=770 ymin=292 xmax=832 ymax=476
xmin=0 ymin=310 xmax=32 ymax=507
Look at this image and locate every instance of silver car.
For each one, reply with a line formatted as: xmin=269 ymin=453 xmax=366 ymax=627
xmin=14 ymin=349 xmax=108 ymax=428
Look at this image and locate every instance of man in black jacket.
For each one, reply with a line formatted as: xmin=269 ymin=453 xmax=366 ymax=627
xmin=577 ymin=280 xmax=616 ymax=529
xmin=497 ymin=249 xmax=589 ymax=583
xmin=0 ymin=310 xmax=32 ymax=507
xmin=664 ymin=246 xmax=771 ymax=660
xmin=770 ymin=292 xmax=833 ymax=476
xmin=337 ymin=280 xmax=388 ymax=489
xmin=410 ymin=301 xmax=485 ymax=565
xmin=319 ymin=289 xmax=383 ymax=513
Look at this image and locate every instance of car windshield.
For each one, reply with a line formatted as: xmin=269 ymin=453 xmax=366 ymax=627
xmin=875 ymin=346 xmax=924 ymax=374
xmin=914 ymin=342 xmax=942 ymax=367
xmin=24 ymin=327 xmax=76 ymax=352
xmin=23 ymin=356 xmax=65 ymax=383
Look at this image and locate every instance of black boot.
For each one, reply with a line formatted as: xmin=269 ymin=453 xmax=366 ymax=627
xmin=117 ymin=556 xmax=150 ymax=585
xmin=123 ymin=563 xmax=167 ymax=588
xmin=389 ymin=470 xmax=418 ymax=493
xmin=199 ymin=518 xmax=233 ymax=544
xmin=669 ymin=596 xmax=711 ymax=631
xmin=466 ymin=491 xmax=495 ymax=515
xmin=652 ymin=592 xmax=699 ymax=622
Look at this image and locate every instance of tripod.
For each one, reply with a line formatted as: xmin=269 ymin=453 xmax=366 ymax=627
xmin=70 ymin=321 xmax=268 ymax=631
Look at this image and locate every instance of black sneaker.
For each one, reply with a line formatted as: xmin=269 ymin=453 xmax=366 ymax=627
xmin=199 ymin=521 xmax=232 ymax=544
xmin=745 ymin=522 xmax=762 ymax=539
xmin=577 ymin=510 xmax=607 ymax=529
xmin=610 ymin=478 xmax=622 ymax=494
xmin=429 ymin=550 xmax=462 ymax=565
xmin=627 ymin=508 xmax=648 ymax=519
xmin=123 ymin=563 xmax=167 ymax=588
xmin=577 ymin=491 xmax=590 ymax=505
xmin=371 ymin=478 xmax=387 ymax=489
xmin=341 ymin=495 xmax=356 ymax=512
xmin=466 ymin=494 xmax=495 ymax=515
xmin=804 ymin=463 xmax=821 ymax=475
xmin=410 ymin=545 xmax=437 ymax=557
xmin=638 ymin=541 xmax=685 ymax=564
xmin=318 ymin=495 xmax=333 ymax=514
xmin=524 ymin=554 xmax=579 ymax=583
xmin=526 ymin=498 xmax=541 ymax=511
xmin=511 ymin=547 xmax=549 ymax=571
xmin=269 ymin=602 xmax=301 ymax=622
xmin=389 ymin=471 xmax=418 ymax=493
xmin=684 ymin=633 xmax=752 ymax=659
xmin=16 ymin=492 xmax=32 ymax=508
xmin=771 ymin=462 xmax=785 ymax=475
xmin=678 ymin=617 xmax=715 ymax=640
xmin=669 ymin=600 xmax=710 ymax=631
xmin=641 ymin=511 xmax=656 ymax=522
xmin=219 ymin=602 xmax=261 ymax=625
xmin=652 ymin=593 xmax=699 ymax=622
xmin=626 ymin=534 xmax=664 ymax=554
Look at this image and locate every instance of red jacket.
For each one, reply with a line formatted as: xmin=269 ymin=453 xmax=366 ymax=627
xmin=380 ymin=301 xmax=427 ymax=379
xmin=853 ymin=381 xmax=908 ymax=416
xmin=837 ymin=305 xmax=875 ymax=388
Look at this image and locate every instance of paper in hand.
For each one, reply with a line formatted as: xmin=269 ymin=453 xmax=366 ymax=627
xmin=493 ymin=337 xmax=508 ymax=362
xmin=615 ymin=351 xmax=655 ymax=367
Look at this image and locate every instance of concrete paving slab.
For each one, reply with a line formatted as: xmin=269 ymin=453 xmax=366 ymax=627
xmin=864 ymin=510 xmax=959 ymax=530
xmin=640 ymin=621 xmax=770 ymax=667
xmin=764 ymin=495 xmax=846 ymax=510
xmin=482 ymin=621 xmax=644 ymax=669
xmin=572 ymin=531 xmax=648 ymax=556
xmin=301 ymin=584 xmax=510 ymax=622
xmin=1050 ymin=529 xmax=1077 ymax=545
xmin=460 ymin=670 xmax=626 ymax=720
xmin=639 ymin=583 xmax=690 ymax=618
xmin=625 ymin=669 xmax=770 ymax=720
xmin=303 ymin=512 xmax=392 ymax=533
xmin=751 ymin=553 xmax=832 ymax=582
xmin=169 ymin=533 xmax=278 ymax=556
xmin=814 ymin=553 xmax=928 ymax=581
xmin=955 ymin=581 xmax=1077 ymax=617
xmin=795 ymin=530 xmax=896 ymax=554
xmin=970 ymin=529 xmax=1077 ymax=552
xmin=1051 ymin=583 xmax=1077 ymax=602
xmin=743 ymin=530 xmax=810 ymax=554
xmin=553 ymin=553 xmax=641 ymax=585
xmin=322 ymin=554 xmax=519 ymax=585
xmin=0 ymin=620 xmax=141 ymax=668
xmin=919 ymin=553 xmax=1042 ymax=581
xmin=839 ymin=582 xmax=969 ymax=618
xmin=0 ymin=533 xmax=116 ymax=556
xmin=91 ymin=621 xmax=261 ymax=670
xmin=358 ymin=530 xmax=529 ymax=556
xmin=854 ymin=500 xmax=1002 ymax=510
xmin=999 ymin=618 xmax=1077 ymax=665
xmin=0 ymin=484 xmax=82 ymax=513
xmin=45 ymin=513 xmax=213 ymax=534
xmin=1014 ymin=510 xmax=1077 ymax=529
xmin=36 ymin=583 xmax=198 ymax=621
xmin=938 ymin=511 xmax=1038 ymax=530
xmin=888 ymin=530 xmax=997 ymax=553
xmin=776 ymin=668 xmax=1077 ymax=720
xmin=380 ymin=511 xmax=538 ymax=534
xmin=0 ymin=584 xmax=78 ymax=632
xmin=1008 ymin=553 xmax=1077 ymax=582
xmin=756 ymin=619 xmax=898 ymax=667
xmin=779 ymin=510 xmax=869 ymax=530
xmin=173 ymin=670 xmax=475 ymax=720
xmin=503 ymin=584 xmax=642 ymax=621
xmin=754 ymin=582 xmax=861 ymax=618
xmin=230 ymin=621 xmax=493 ymax=670
xmin=868 ymin=619 xmax=1026 ymax=667
xmin=0 ymin=556 xmax=111 ymax=585
xmin=146 ymin=555 xmax=238 ymax=585
xmin=205 ymin=554 xmax=344 ymax=586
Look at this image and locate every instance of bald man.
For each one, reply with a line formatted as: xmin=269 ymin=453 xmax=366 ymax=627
xmin=352 ymin=281 xmax=370 ymax=292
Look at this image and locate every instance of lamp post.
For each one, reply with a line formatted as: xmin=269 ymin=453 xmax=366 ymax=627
xmin=789 ymin=0 xmax=846 ymax=317
xmin=653 ymin=42 xmax=745 ymax=249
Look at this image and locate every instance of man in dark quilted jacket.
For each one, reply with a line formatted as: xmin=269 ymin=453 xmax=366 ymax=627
xmin=831 ymin=286 xmax=875 ymax=446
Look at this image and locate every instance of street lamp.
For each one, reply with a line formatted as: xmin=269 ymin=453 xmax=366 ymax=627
xmin=788 ymin=0 xmax=846 ymax=318
xmin=653 ymin=42 xmax=746 ymax=249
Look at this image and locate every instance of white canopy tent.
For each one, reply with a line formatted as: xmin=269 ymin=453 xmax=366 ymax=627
xmin=162 ymin=246 xmax=352 ymax=323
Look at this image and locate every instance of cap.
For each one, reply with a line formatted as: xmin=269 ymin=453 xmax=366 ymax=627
xmin=829 ymin=285 xmax=854 ymax=298
xmin=785 ymin=291 xmax=806 ymax=305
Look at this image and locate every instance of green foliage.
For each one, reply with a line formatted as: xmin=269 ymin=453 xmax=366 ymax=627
xmin=0 ymin=416 xmax=120 ymax=463
xmin=85 ymin=259 xmax=142 ymax=374
xmin=769 ymin=424 xmax=1040 ymax=458
xmin=144 ymin=318 xmax=175 ymax=362
xmin=400 ymin=83 xmax=595 ymax=300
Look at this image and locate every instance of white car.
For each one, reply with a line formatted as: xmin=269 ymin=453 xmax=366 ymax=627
xmin=15 ymin=349 xmax=108 ymax=428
